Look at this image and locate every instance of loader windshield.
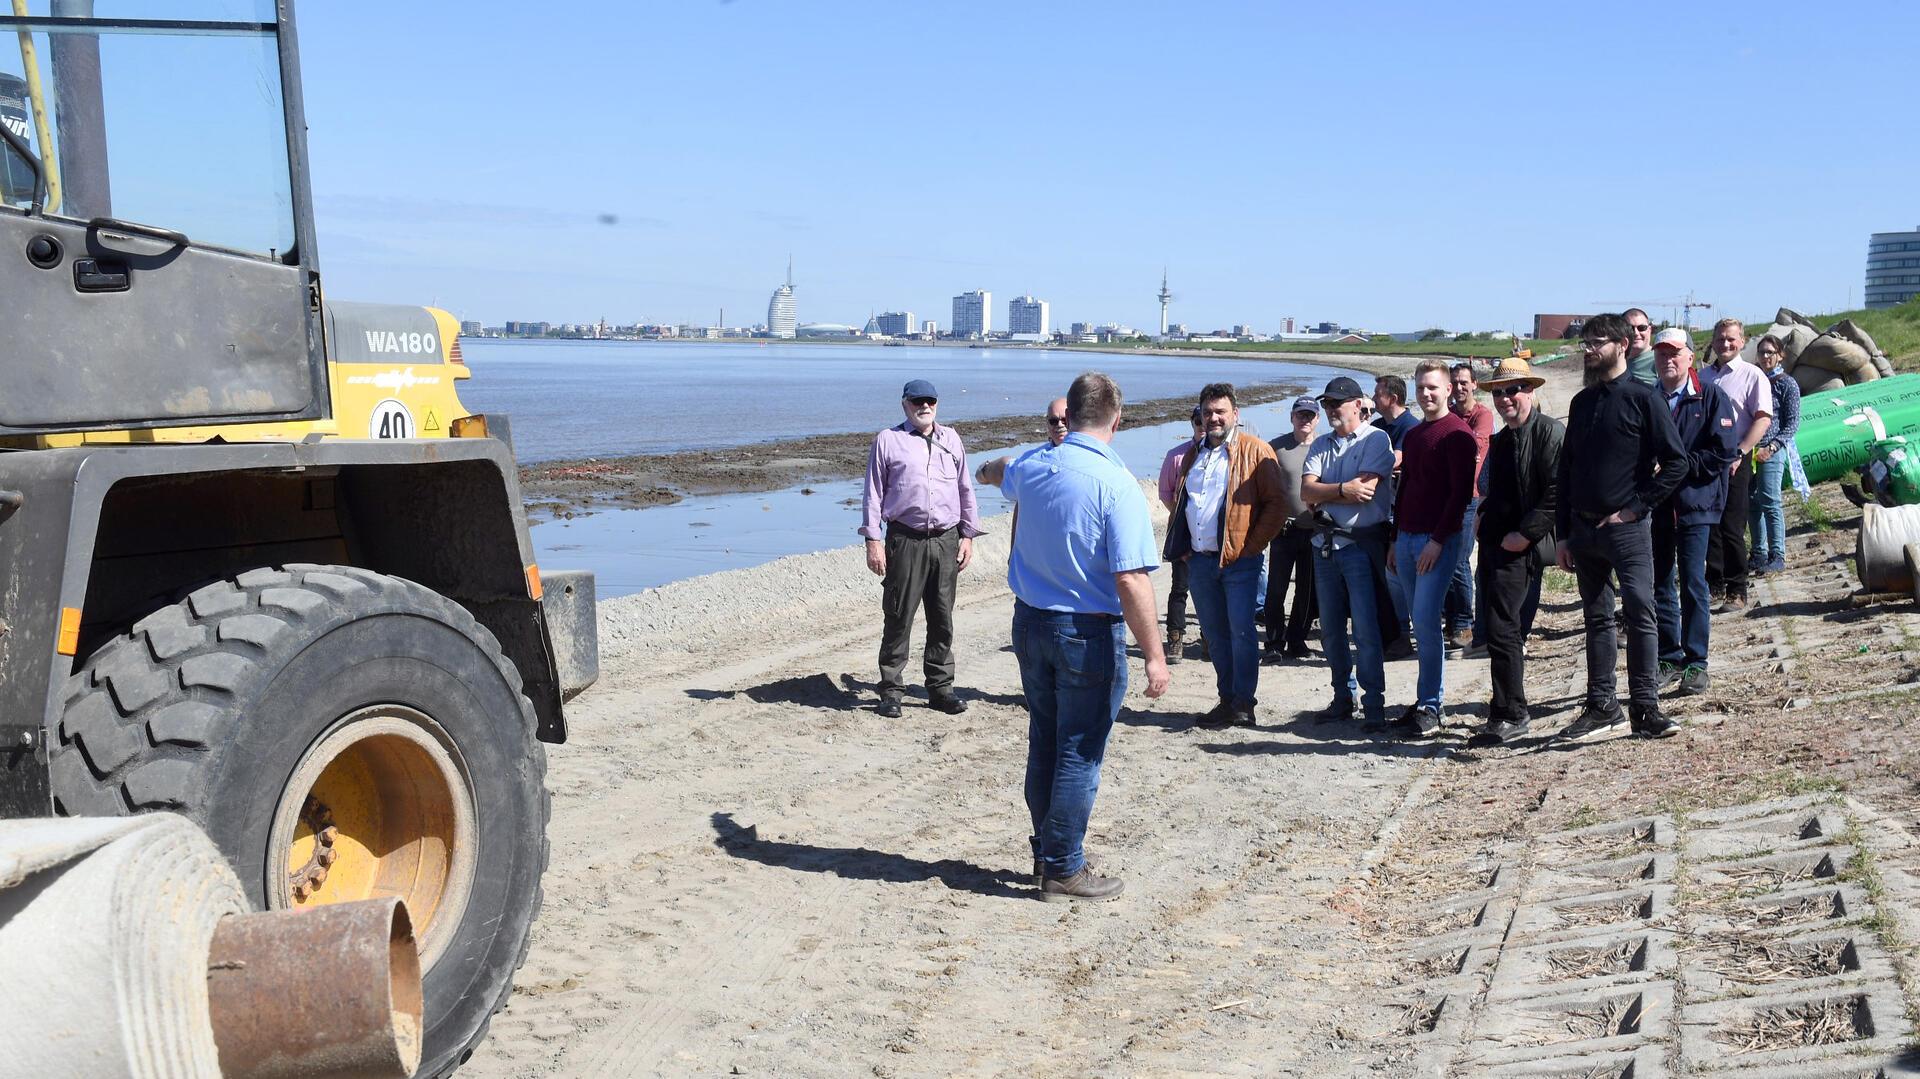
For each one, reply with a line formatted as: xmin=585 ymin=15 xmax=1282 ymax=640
xmin=0 ymin=1 xmax=296 ymax=257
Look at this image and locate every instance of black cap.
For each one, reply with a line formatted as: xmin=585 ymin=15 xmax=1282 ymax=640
xmin=1318 ymin=376 xmax=1365 ymax=403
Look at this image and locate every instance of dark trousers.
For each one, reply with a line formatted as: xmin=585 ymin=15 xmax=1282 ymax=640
xmin=1568 ymin=515 xmax=1659 ymax=713
xmin=1263 ymin=527 xmax=1315 ymax=652
xmin=878 ymin=525 xmax=959 ymax=698
xmin=1165 ymin=558 xmax=1190 ymax=639
xmin=1707 ymin=457 xmax=1752 ymax=599
xmin=1480 ymin=542 xmax=1539 ymax=722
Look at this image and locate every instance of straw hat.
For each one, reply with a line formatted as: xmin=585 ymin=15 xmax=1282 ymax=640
xmin=1480 ymin=356 xmax=1545 ymax=391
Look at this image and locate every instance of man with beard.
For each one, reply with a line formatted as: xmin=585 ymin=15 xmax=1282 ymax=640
xmin=1164 ymin=383 xmax=1288 ymax=729
xmin=861 ymin=379 xmax=983 ymax=717
xmin=1301 ymin=377 xmax=1399 ymax=726
xmin=1555 ymin=314 xmax=1688 ymax=743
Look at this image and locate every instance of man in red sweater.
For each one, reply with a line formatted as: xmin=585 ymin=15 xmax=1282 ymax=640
xmin=1386 ymin=360 xmax=1480 ymax=736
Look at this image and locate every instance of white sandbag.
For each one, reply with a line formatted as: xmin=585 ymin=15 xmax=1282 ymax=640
xmin=0 ymin=814 xmax=245 ymax=1079
xmin=1855 ymin=503 xmax=1920 ymax=592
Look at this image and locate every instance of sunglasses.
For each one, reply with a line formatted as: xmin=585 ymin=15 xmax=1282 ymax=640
xmin=909 ymin=397 xmax=937 ymax=407
xmin=1489 ymin=385 xmax=1528 ymax=399
xmin=1045 ymin=415 xmax=1069 ymax=426
xmin=1629 ymin=324 xmax=1652 ymax=333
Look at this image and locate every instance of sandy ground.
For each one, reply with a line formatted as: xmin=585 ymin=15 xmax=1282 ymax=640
xmin=464 ymin=354 xmax=1658 ymax=1077
xmin=469 ymin=480 xmax=1492 ymax=1078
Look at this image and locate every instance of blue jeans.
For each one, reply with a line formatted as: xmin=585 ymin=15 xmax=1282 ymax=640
xmin=1312 ymin=542 xmax=1385 ymax=720
xmin=1749 ymin=455 xmax=1787 ymax=565
xmin=1654 ymin=518 xmax=1713 ymax=668
xmin=1445 ymin=498 xmax=1480 ymax=639
xmin=1395 ymin=530 xmax=1466 ymax=711
xmin=1188 ymin=551 xmax=1265 ymax=706
xmin=1012 ymin=601 xmax=1126 ymax=879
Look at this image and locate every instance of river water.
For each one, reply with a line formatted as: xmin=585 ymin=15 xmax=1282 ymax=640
xmin=455 ymin=339 xmax=1360 ymax=595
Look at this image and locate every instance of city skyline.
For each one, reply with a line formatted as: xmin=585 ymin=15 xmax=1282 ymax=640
xmin=298 ymin=3 xmax=1920 ymax=332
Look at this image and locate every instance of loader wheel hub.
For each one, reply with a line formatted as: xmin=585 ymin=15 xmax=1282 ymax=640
xmin=269 ymin=707 xmax=476 ymax=967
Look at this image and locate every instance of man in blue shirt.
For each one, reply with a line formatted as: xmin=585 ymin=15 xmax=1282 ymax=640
xmin=1303 ymin=376 xmax=1399 ymax=725
xmin=981 ymin=371 xmax=1169 ymax=903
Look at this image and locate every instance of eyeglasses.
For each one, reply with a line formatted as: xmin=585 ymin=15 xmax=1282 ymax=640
xmin=1581 ymin=340 xmax=1611 ymax=352
xmin=1045 ymin=415 xmax=1069 ymax=426
xmin=1490 ymin=385 xmax=1528 ymax=399
xmin=1629 ymin=324 xmax=1652 ymax=334
xmin=909 ymin=397 xmax=937 ymax=407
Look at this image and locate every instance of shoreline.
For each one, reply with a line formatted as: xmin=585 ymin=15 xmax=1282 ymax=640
xmin=518 ymin=372 xmax=1327 ymax=519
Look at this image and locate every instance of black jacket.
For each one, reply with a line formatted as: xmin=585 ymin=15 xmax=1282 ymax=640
xmin=1479 ymin=410 xmax=1565 ymax=564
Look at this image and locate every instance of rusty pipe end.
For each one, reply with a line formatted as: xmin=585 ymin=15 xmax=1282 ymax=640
xmin=206 ymin=896 xmax=422 ymax=1079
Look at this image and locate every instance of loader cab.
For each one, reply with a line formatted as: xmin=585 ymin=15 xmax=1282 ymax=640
xmin=0 ymin=1 xmax=326 ymax=436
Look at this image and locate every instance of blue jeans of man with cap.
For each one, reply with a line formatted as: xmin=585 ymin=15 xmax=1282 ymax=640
xmin=1013 ymin=601 xmax=1127 ymax=880
xmin=1395 ymin=528 xmax=1465 ymax=713
xmin=1654 ymin=518 xmax=1713 ymax=670
xmin=1188 ymin=551 xmax=1265 ymax=709
xmin=1313 ymin=542 xmax=1384 ymax=721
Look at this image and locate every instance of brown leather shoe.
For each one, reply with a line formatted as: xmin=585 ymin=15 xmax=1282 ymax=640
xmin=1039 ymin=867 xmax=1124 ymax=903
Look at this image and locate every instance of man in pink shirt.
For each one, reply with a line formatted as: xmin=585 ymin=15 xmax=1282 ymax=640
xmin=1697 ymin=318 xmax=1773 ymax=611
xmin=1157 ymin=408 xmax=1204 ymax=662
xmin=860 ymin=379 xmax=985 ymax=717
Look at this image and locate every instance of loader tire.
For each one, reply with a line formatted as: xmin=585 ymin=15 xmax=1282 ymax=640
xmin=49 ymin=564 xmax=548 ymax=1079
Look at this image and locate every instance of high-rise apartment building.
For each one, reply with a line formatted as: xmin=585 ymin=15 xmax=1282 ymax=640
xmin=951 ymin=290 xmax=991 ymax=337
xmin=1009 ymin=295 xmax=1050 ymax=335
xmin=1867 ymin=228 xmax=1920 ymax=309
xmin=766 ymin=258 xmax=796 ymax=338
xmin=875 ymin=311 xmax=917 ymax=336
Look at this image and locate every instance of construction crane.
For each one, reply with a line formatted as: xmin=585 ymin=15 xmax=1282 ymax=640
xmin=1590 ymin=293 xmax=1715 ymax=334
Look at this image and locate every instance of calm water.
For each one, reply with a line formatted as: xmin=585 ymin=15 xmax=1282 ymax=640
xmin=457 ymin=339 xmax=1338 ymax=462
xmin=469 ymin=341 xmax=1366 ymax=596
xmin=531 ymin=392 xmax=1360 ymax=596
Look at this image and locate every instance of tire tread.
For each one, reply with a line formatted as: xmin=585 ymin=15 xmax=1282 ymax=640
xmin=50 ymin=565 xmax=549 ymax=1077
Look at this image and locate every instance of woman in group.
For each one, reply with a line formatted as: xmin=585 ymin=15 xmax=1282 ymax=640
xmin=1749 ymin=334 xmax=1801 ymax=574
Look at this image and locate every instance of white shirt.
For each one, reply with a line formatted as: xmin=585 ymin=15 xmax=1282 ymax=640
xmin=1184 ymin=435 xmax=1232 ymax=553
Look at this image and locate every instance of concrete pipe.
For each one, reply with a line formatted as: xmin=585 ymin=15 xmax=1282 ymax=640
xmin=0 ymin=813 xmax=420 ymax=1079
xmin=1855 ymin=503 xmax=1920 ymax=593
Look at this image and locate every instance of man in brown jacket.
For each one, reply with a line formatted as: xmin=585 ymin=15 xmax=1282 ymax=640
xmin=1164 ymin=382 xmax=1289 ymax=728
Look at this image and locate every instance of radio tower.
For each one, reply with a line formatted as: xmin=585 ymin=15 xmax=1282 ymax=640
xmin=1157 ymin=268 xmax=1173 ymax=338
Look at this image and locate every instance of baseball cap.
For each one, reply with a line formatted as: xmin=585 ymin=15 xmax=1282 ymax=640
xmin=1651 ymin=328 xmax=1691 ymax=351
xmin=1318 ymin=376 xmax=1365 ymax=403
xmin=1291 ymin=395 xmax=1320 ymax=416
xmin=901 ymin=378 xmax=938 ymax=400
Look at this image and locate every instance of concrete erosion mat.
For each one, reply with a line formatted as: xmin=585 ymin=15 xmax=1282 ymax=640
xmin=463 ymin=355 xmax=1920 ymax=1077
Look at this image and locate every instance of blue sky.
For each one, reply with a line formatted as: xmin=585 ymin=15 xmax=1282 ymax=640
xmin=298 ymin=1 xmax=1919 ymax=334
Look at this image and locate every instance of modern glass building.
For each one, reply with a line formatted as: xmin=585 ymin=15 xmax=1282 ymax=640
xmin=951 ymin=290 xmax=990 ymax=337
xmin=1008 ymin=295 xmax=1049 ymax=335
xmin=766 ymin=259 xmax=796 ymax=338
xmin=1867 ymin=229 xmax=1920 ymax=309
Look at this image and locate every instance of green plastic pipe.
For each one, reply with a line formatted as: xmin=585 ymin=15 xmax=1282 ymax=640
xmin=1794 ymin=374 xmax=1920 ymax=484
